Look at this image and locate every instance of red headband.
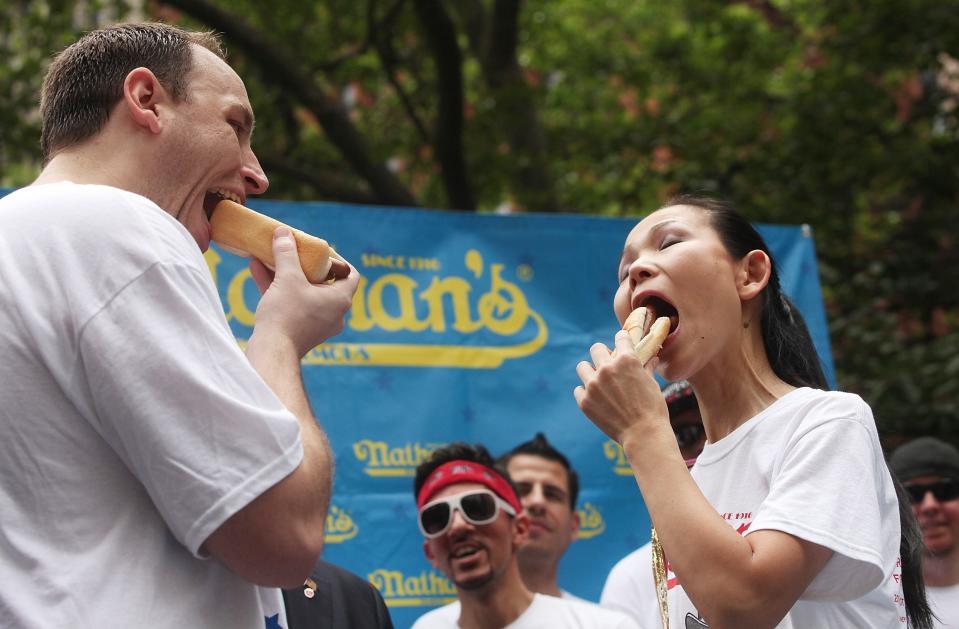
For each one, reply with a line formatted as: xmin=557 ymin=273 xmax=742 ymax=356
xmin=417 ymin=460 xmax=522 ymax=514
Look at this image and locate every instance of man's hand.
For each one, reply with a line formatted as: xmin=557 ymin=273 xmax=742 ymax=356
xmin=249 ymin=226 xmax=360 ymax=357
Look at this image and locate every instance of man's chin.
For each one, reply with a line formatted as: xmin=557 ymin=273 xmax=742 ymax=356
xmin=518 ymin=540 xmax=555 ymax=559
xmin=454 ymin=569 xmax=495 ymax=591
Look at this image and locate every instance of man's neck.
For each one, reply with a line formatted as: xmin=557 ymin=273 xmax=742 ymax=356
xmin=35 ymin=135 xmax=156 ymax=205
xmin=456 ymin=565 xmax=535 ymax=629
xmin=923 ymin=549 xmax=959 ymax=587
xmin=518 ymin=553 xmax=562 ymax=597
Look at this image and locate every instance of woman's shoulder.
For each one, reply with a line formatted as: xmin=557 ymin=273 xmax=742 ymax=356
xmin=783 ymin=387 xmax=869 ymax=412
xmin=777 ymin=387 xmax=876 ymax=432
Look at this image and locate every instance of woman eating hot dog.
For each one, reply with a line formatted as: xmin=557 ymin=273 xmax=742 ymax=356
xmin=574 ymin=195 xmax=932 ymax=628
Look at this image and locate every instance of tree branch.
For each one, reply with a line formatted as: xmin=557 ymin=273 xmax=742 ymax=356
xmin=159 ymin=0 xmax=418 ymax=207
xmin=258 ymin=155 xmax=379 ymax=205
xmin=370 ymin=0 xmax=431 ymax=144
xmin=448 ymin=0 xmax=487 ymax=60
xmin=412 ymin=0 xmax=475 ymax=210
xmin=731 ymin=0 xmax=800 ymax=35
xmin=482 ymin=0 xmax=557 ymax=211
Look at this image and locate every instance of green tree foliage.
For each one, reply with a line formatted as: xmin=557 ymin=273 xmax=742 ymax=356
xmin=2 ymin=0 xmax=957 ymax=438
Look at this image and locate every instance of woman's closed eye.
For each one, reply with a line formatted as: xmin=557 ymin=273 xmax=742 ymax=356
xmin=660 ymin=234 xmax=683 ymax=249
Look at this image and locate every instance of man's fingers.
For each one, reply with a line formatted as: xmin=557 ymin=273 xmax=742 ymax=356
xmin=249 ymin=258 xmax=274 ymax=295
xmin=271 ymin=227 xmax=300 ymax=276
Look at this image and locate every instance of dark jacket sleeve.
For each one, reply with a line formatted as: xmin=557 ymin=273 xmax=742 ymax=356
xmin=283 ymin=559 xmax=395 ymax=629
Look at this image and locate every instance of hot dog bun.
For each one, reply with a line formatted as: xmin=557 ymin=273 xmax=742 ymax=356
xmin=624 ymin=306 xmax=654 ymax=348
xmin=624 ymin=306 xmax=671 ymax=365
xmin=210 ymin=199 xmax=349 ymax=283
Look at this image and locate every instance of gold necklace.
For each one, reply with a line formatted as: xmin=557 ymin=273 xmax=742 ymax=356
xmin=651 ymin=526 xmax=669 ymax=629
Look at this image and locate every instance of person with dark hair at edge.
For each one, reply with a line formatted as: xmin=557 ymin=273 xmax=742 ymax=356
xmin=574 ymin=195 xmax=933 ymax=628
xmin=410 ymin=443 xmax=639 ymax=628
xmin=891 ymin=437 xmax=959 ymax=628
xmin=497 ymin=432 xmax=595 ymax=602
xmin=0 ymin=23 xmax=360 ymax=627
xmin=600 ymin=380 xmax=706 ymax=625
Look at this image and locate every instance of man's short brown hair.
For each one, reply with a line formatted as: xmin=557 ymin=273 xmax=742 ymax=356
xmin=40 ymin=22 xmax=224 ymax=161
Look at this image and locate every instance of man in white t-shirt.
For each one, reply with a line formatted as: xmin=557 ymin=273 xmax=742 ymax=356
xmin=891 ymin=437 xmax=959 ymax=629
xmin=496 ymin=433 xmax=586 ymax=602
xmin=410 ymin=443 xmax=639 ymax=629
xmin=0 ymin=23 xmax=359 ymax=628
xmin=600 ymin=380 xmax=705 ymax=626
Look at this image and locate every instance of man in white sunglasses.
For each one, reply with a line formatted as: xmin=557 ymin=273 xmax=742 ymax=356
xmin=411 ymin=443 xmax=639 ymax=629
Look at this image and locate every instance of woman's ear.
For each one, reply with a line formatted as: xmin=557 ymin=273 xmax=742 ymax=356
xmin=737 ymin=250 xmax=772 ymax=302
xmin=121 ymin=67 xmax=167 ymax=134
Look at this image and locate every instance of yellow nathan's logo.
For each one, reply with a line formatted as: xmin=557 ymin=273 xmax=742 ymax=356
xmin=324 ymin=504 xmax=359 ymax=543
xmin=204 ymin=248 xmax=548 ymax=369
xmin=603 ymin=440 xmax=632 ymax=476
xmin=353 ymin=440 xmax=445 ymax=477
xmin=368 ymin=568 xmax=457 ymax=607
xmin=576 ymin=502 xmax=606 ymax=539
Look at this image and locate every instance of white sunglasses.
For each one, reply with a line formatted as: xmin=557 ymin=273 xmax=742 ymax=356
xmin=418 ymin=489 xmax=517 ymax=539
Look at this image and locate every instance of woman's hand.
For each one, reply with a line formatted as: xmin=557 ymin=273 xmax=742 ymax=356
xmin=573 ymin=329 xmax=670 ymax=446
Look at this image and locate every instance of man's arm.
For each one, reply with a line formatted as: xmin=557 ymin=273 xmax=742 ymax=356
xmin=203 ymin=228 xmax=359 ymax=587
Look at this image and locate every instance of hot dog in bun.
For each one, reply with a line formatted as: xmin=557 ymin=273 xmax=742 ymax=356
xmin=624 ymin=306 xmax=671 ymax=365
xmin=209 ymin=199 xmax=350 ymax=283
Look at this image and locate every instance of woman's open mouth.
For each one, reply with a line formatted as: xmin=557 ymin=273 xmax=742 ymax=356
xmin=639 ymin=295 xmax=679 ymax=336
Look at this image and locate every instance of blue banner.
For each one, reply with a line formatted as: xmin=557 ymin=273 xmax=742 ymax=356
xmin=1 ymin=188 xmax=831 ymax=627
xmin=204 ymin=200 xmax=835 ymax=629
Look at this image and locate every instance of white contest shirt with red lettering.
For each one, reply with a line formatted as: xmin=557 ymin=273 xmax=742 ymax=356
xmin=666 ymin=388 xmax=905 ymax=628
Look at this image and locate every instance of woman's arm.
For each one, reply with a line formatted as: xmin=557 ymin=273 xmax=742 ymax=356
xmin=575 ymin=331 xmax=832 ymax=628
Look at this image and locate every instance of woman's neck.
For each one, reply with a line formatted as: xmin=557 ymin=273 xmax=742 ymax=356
xmin=691 ymin=325 xmax=796 ymax=443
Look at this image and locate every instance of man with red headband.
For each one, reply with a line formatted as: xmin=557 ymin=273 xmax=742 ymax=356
xmin=411 ymin=443 xmax=639 ymax=629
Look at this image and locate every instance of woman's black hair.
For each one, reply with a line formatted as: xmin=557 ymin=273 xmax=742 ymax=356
xmin=664 ymin=194 xmax=826 ymax=389
xmin=893 ymin=474 xmax=937 ymax=628
xmin=663 ymin=194 xmax=934 ymax=629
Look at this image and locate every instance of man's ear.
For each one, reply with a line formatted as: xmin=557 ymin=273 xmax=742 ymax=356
xmin=568 ymin=509 xmax=580 ymax=544
xmin=423 ymin=540 xmax=440 ymax=569
xmin=512 ymin=512 xmax=530 ymax=549
xmin=122 ymin=67 xmax=167 ymax=135
xmin=737 ymin=250 xmax=772 ymax=302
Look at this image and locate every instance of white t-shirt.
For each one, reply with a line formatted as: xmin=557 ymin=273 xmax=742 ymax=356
xmin=928 ymin=583 xmax=959 ymax=628
xmin=412 ymin=592 xmax=641 ymax=628
xmin=0 ymin=183 xmax=302 ymax=627
xmin=665 ymin=388 xmax=905 ymax=628
xmin=560 ymin=589 xmax=590 ymax=604
xmin=600 ymin=543 xmax=661 ymax=628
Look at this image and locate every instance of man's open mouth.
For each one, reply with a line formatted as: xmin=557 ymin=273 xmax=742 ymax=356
xmin=203 ymin=188 xmax=241 ymax=219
